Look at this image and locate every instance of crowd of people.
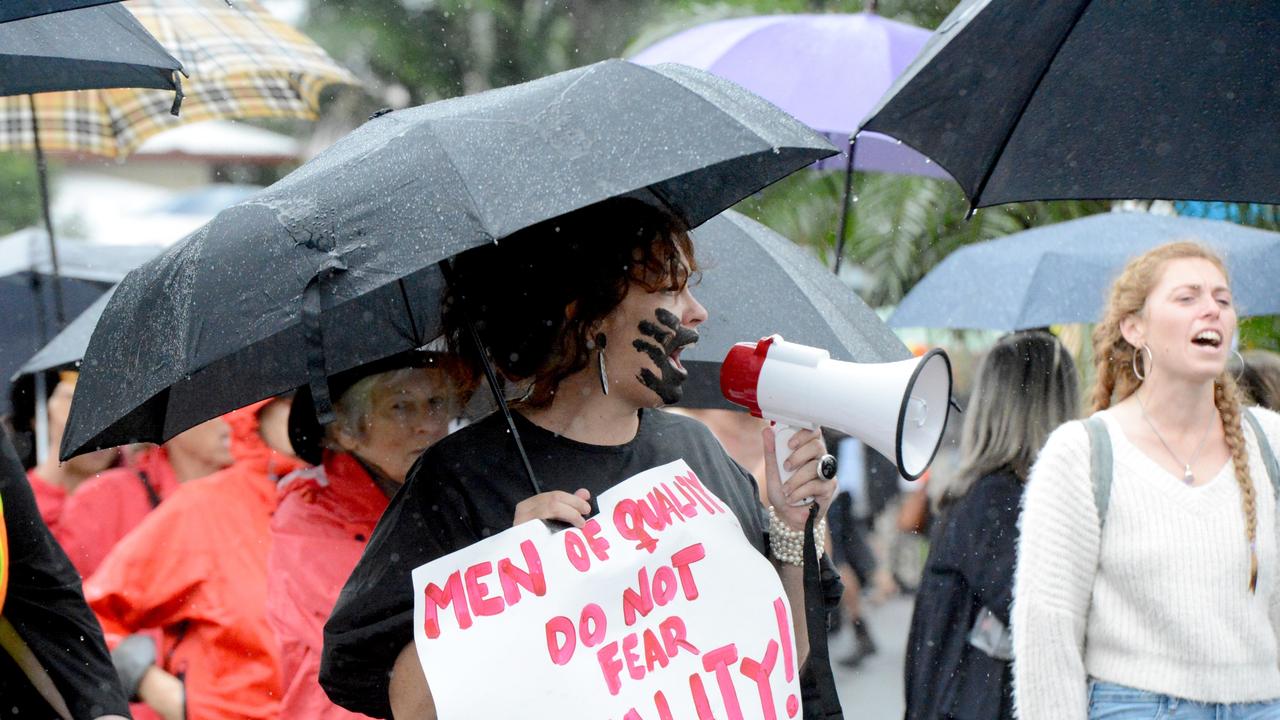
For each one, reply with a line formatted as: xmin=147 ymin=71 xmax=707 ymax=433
xmin=905 ymin=242 xmax=1280 ymax=720
xmin=3 ymin=214 xmax=1280 ymax=720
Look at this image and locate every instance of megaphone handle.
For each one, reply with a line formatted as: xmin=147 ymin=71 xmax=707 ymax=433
xmin=771 ymin=423 xmax=814 ymax=507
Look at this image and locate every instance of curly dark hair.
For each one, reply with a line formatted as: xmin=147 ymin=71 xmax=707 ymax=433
xmin=443 ymin=198 xmax=697 ymax=407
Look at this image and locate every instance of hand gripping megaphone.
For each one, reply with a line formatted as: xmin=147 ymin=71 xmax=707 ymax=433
xmin=720 ymin=336 xmax=953 ymax=499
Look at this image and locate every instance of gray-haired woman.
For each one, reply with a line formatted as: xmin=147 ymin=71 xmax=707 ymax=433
xmin=904 ymin=330 xmax=1078 ymax=720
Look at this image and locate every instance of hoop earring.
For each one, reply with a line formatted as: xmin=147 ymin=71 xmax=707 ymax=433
xmin=1230 ymin=348 xmax=1245 ymax=383
xmin=596 ymin=333 xmax=609 ymax=395
xmin=1132 ymin=344 xmax=1153 ymax=381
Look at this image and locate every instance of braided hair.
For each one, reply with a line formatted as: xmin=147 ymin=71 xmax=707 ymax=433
xmin=1091 ymin=241 xmax=1258 ymax=592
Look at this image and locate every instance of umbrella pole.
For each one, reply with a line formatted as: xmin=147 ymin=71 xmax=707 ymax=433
xmin=34 ymin=373 xmax=50 ymax=466
xmin=27 ymin=95 xmax=66 ymax=330
xmin=832 ymin=135 xmax=859 ymax=275
xmin=438 ymin=260 xmax=542 ymax=496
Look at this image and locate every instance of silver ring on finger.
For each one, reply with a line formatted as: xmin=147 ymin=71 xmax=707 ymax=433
xmin=817 ymin=454 xmax=838 ymax=481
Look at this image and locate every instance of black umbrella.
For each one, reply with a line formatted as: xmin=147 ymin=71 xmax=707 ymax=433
xmin=0 ymin=4 xmax=180 ymax=96
xmin=856 ymin=0 xmax=1279 ymax=211
xmin=62 ymin=59 xmax=836 ymax=459
xmin=15 ymin=285 xmax=115 ymax=380
xmin=0 ymin=0 xmax=121 ymax=23
xmin=0 ymin=3 xmax=182 ymax=334
xmin=680 ymin=210 xmax=910 ymax=410
xmin=0 ymin=231 xmax=164 ymax=414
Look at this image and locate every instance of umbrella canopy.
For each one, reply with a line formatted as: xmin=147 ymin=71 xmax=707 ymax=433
xmin=632 ymin=12 xmax=944 ymax=178
xmin=681 ymin=210 xmax=910 ymax=410
xmin=888 ymin=212 xmax=1280 ymax=332
xmin=0 ymin=231 xmax=163 ymax=413
xmin=860 ymin=0 xmax=1280 ymax=208
xmin=16 ymin=285 xmax=115 ymax=379
xmin=61 ymin=59 xmax=837 ymax=458
xmin=0 ymin=0 xmax=354 ymax=158
xmin=0 ymin=0 xmax=121 ymax=23
xmin=0 ymin=3 xmax=181 ymax=97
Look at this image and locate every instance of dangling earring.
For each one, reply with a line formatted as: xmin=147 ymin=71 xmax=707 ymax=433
xmin=1132 ymin=344 xmax=1153 ymax=381
xmin=1230 ymin=348 xmax=1245 ymax=383
xmin=596 ymin=333 xmax=609 ymax=395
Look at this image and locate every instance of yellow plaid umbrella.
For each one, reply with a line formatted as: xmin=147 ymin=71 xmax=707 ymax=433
xmin=0 ymin=0 xmax=356 ymax=158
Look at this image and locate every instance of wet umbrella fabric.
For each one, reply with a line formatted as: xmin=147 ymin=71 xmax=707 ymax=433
xmin=0 ymin=0 xmax=120 ymax=23
xmin=62 ymin=59 xmax=836 ymax=458
xmin=680 ymin=210 xmax=910 ymax=410
xmin=859 ymin=0 xmax=1280 ymax=208
xmin=888 ymin=212 xmax=1280 ymax=332
xmin=0 ymin=4 xmax=181 ymax=97
xmin=0 ymin=232 xmax=162 ymax=414
xmin=16 ymin=286 xmax=116 ymax=380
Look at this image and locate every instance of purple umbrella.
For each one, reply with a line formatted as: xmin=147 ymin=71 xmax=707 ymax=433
xmin=631 ymin=12 xmax=946 ymax=180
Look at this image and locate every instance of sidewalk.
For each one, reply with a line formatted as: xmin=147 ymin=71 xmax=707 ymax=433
xmin=832 ymin=594 xmax=914 ymax=718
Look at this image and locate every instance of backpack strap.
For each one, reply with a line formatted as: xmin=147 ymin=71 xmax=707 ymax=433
xmin=136 ymin=469 xmax=162 ymax=509
xmin=1084 ymin=416 xmax=1114 ymax=529
xmin=1242 ymin=409 xmax=1280 ymax=499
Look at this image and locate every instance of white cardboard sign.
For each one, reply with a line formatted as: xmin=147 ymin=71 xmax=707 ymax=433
xmin=411 ymin=459 xmax=803 ymax=720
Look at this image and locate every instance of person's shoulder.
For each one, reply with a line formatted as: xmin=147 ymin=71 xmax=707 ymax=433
xmin=70 ymin=467 xmax=143 ymax=499
xmin=427 ymin=413 xmax=508 ymax=458
xmin=646 ymin=409 xmax=721 ymax=446
xmin=1026 ymin=416 xmax=1092 ymax=491
xmin=965 ymin=468 xmax=1023 ymax=503
xmin=1245 ymin=405 xmax=1280 ymax=443
xmin=1041 ymin=416 xmax=1092 ymax=458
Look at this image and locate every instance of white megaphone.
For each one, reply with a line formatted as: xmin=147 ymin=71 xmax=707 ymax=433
xmin=720 ymin=336 xmax=953 ymax=503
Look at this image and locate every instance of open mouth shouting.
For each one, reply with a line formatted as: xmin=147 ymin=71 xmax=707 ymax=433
xmin=1191 ymin=328 xmax=1223 ymax=351
xmin=633 ymin=308 xmax=699 ymax=404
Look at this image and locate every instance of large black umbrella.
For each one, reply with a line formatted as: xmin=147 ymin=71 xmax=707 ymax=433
xmin=0 ymin=0 xmax=121 ymax=23
xmin=62 ymin=59 xmax=836 ymax=458
xmin=681 ymin=210 xmax=910 ymax=410
xmin=857 ymin=0 xmax=1279 ymax=210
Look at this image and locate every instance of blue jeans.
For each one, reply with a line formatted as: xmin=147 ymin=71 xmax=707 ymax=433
xmin=1089 ymin=681 xmax=1280 ymax=719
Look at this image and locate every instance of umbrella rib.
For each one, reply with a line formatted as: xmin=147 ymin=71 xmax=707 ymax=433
xmin=969 ymin=0 xmax=1094 ymax=208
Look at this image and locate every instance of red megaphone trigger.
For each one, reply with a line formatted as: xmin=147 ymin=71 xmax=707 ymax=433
xmin=719 ymin=335 xmax=776 ymax=418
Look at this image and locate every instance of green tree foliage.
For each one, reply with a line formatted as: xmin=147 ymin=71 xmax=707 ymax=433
xmin=0 ymin=152 xmax=41 ymax=236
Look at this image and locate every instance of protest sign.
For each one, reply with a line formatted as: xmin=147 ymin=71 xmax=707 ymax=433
xmin=412 ymin=459 xmax=801 ymax=720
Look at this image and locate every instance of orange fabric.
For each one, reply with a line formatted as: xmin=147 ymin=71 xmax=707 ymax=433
xmin=58 ymin=447 xmax=180 ymax=578
xmin=267 ymin=451 xmax=387 ymax=720
xmin=25 ymin=469 xmax=66 ymax=536
xmin=85 ymin=400 xmax=306 ymax=720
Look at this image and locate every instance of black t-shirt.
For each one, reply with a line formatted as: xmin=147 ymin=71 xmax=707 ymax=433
xmin=0 ymin=428 xmax=131 ymax=719
xmin=321 ymin=408 xmax=770 ymax=718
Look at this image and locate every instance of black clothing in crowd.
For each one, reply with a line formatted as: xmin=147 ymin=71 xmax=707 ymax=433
xmin=0 ymin=427 xmax=131 ymax=719
xmin=904 ymin=469 xmax=1021 ymax=720
xmin=322 ymin=408 xmax=840 ymax=718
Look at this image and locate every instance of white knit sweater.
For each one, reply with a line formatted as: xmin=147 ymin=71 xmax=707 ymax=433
xmin=1011 ymin=406 xmax=1280 ymax=719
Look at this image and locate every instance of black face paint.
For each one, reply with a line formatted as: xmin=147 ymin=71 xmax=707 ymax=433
xmin=633 ymin=307 xmax=698 ymax=405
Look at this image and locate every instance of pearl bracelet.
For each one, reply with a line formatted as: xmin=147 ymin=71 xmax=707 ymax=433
xmin=767 ymin=506 xmax=825 ymax=567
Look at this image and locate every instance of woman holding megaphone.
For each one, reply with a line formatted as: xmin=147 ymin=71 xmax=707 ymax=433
xmin=1012 ymin=242 xmax=1280 ymax=719
xmin=320 ymin=198 xmax=842 ymax=719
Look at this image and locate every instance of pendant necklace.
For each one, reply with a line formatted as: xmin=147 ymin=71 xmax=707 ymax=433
xmin=1135 ymin=390 xmax=1215 ymax=485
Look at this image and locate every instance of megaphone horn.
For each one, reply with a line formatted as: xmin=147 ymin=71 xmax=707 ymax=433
xmin=720 ymin=336 xmax=952 ymax=487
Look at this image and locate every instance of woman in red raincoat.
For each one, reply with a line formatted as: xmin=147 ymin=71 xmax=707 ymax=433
xmin=21 ymin=371 xmax=119 ymax=535
xmin=58 ymin=417 xmax=234 ymax=578
xmin=84 ymin=396 xmax=304 ymax=720
xmin=267 ymin=352 xmax=472 ymax=720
